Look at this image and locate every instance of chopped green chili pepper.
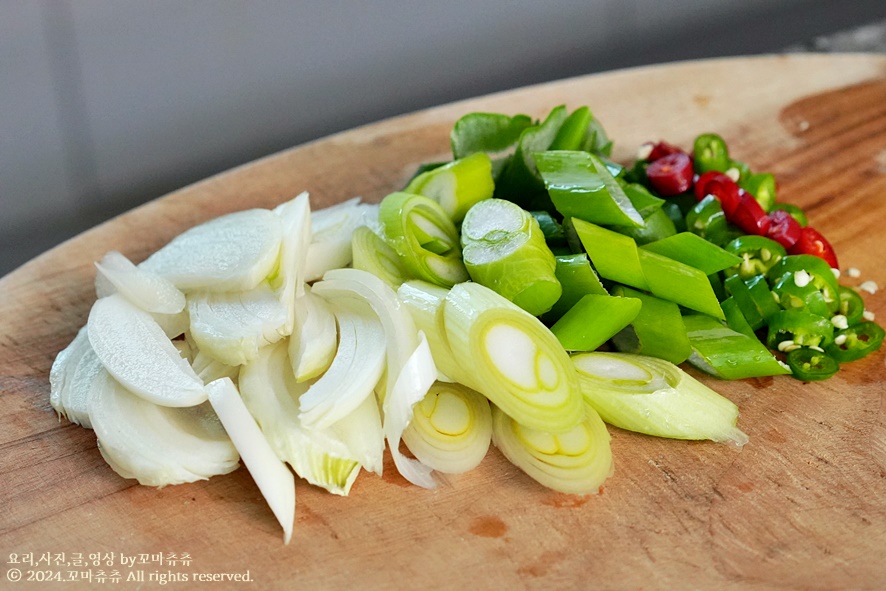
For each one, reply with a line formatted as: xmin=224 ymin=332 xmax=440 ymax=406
xmin=771 ymin=272 xmax=832 ymax=317
xmin=786 ymin=348 xmax=839 ymax=381
xmin=550 ymin=294 xmax=642 ymax=352
xmin=641 ymin=232 xmax=742 ymax=275
xmin=693 ymin=133 xmax=731 ymax=174
xmin=610 ymin=286 xmax=692 ymax=364
xmin=766 ymin=309 xmax=835 ymax=350
xmin=825 ymin=321 xmax=885 ymax=362
xmin=766 ymin=254 xmax=839 ymax=313
xmin=739 ymin=172 xmax=777 ymax=212
xmin=683 ymin=314 xmax=790 ymax=380
xmin=536 ymin=150 xmax=644 ymax=228
xmin=686 ymin=195 xmax=734 ymax=246
xmin=723 ymin=274 xmax=764 ymax=330
xmin=727 ymin=159 xmax=750 ymax=181
xmin=770 ymin=203 xmax=808 ymax=227
xmin=837 ymin=286 xmax=865 ymax=326
xmin=724 ymin=235 xmax=786 ymax=279
xmin=543 ymin=253 xmax=609 ymax=323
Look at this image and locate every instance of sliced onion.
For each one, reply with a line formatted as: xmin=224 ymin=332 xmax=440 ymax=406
xmin=288 ymin=285 xmax=337 ymax=382
xmin=304 ymin=198 xmax=379 ymax=281
xmin=94 ymin=250 xmax=185 ymax=314
xmin=272 ymin=192 xmax=312 ymax=333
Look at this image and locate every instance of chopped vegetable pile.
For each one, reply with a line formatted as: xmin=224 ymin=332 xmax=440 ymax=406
xmin=49 ymin=104 xmax=882 ymax=542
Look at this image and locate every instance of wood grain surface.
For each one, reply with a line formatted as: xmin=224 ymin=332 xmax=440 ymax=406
xmin=2 ymin=54 xmax=885 ymax=591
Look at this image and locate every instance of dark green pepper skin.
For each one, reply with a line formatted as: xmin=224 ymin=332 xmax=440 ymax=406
xmin=766 ymin=254 xmax=840 ymax=313
xmin=837 ymin=286 xmax=865 ymax=325
xmin=693 ymin=133 xmax=731 ymax=174
xmin=786 ymin=348 xmax=840 ymax=381
xmin=766 ymin=309 xmax=835 ymax=350
xmin=739 ymin=172 xmax=777 ymax=212
xmin=686 ymin=195 xmax=736 ymax=246
xmin=825 ymin=321 xmax=885 ymax=362
xmin=724 ymin=235 xmax=786 ymax=279
xmin=772 ymin=272 xmax=832 ymax=317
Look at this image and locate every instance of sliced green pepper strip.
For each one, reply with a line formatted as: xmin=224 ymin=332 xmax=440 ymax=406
xmin=536 ymin=150 xmax=644 ymax=228
xmin=611 ymin=286 xmax=692 ymax=364
xmin=766 ymin=309 xmax=835 ymax=350
xmin=686 ymin=195 xmax=734 ymax=246
xmin=551 ymin=294 xmax=642 ymax=352
xmin=825 ymin=321 xmax=885 ymax=362
xmin=683 ymin=314 xmax=790 ymax=379
xmin=404 ymin=152 xmax=495 ymax=224
xmin=724 ymin=235 xmax=787 ymax=279
xmin=543 ymin=253 xmax=608 ymax=323
xmin=772 ymin=272 xmax=832 ymax=317
xmin=766 ymin=254 xmax=839 ymax=313
xmin=786 ymin=348 xmax=839 ymax=381
xmin=837 ymin=286 xmax=865 ymax=326
xmin=641 ymin=232 xmax=742 ymax=275
xmin=739 ymin=172 xmax=777 ymax=212
xmin=693 ymin=133 xmax=731 ymax=174
xmin=450 ymin=111 xmax=533 ymax=160
xmin=770 ymin=203 xmax=808 ymax=227
xmin=720 ymin=297 xmax=758 ymax=338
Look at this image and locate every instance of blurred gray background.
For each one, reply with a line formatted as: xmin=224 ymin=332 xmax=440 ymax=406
xmin=3 ymin=0 xmax=886 ymax=277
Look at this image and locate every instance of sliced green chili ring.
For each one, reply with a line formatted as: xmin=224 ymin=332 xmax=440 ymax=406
xmin=766 ymin=309 xmax=835 ymax=350
xmin=686 ymin=195 xmax=732 ymax=246
xmin=550 ymin=294 xmax=642 ymax=352
xmin=727 ymin=159 xmax=750 ymax=182
xmin=770 ymin=203 xmax=808 ymax=227
xmin=683 ymin=314 xmax=790 ymax=380
xmin=720 ymin=297 xmax=758 ymax=339
xmin=772 ymin=272 xmax=832 ymax=317
xmin=739 ymin=172 xmax=777 ymax=212
xmin=825 ymin=321 xmax=885 ymax=362
xmin=786 ymin=348 xmax=839 ymax=381
xmin=837 ymin=286 xmax=865 ymax=326
xmin=641 ymin=232 xmax=742 ymax=275
xmin=766 ymin=254 xmax=839 ymax=312
xmin=724 ymin=235 xmax=787 ymax=279
xmin=693 ymin=133 xmax=731 ymax=174
xmin=611 ymin=286 xmax=692 ymax=365
xmin=542 ymin=253 xmax=609 ymax=324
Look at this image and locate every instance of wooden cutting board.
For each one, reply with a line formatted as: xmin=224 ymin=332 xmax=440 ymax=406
xmin=2 ymin=54 xmax=885 ymax=591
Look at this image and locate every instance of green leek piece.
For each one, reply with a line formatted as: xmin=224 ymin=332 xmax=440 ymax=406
xmin=536 ymin=150 xmax=644 ymax=228
xmin=620 ymin=181 xmax=665 ymax=217
xmin=720 ymin=297 xmax=757 ymax=339
xmin=404 ymin=152 xmax=495 ymax=223
xmin=610 ymin=286 xmax=692 ymax=365
xmin=530 ymin=210 xmax=566 ymax=245
xmin=378 ymin=192 xmax=468 ymax=288
xmin=582 ymin=116 xmax=613 ymax=157
xmin=683 ymin=314 xmax=791 ymax=380
xmin=351 ymin=226 xmax=411 ymax=289
xmin=572 ymin=218 xmax=724 ymax=319
xmin=708 ymin=272 xmax=727 ymax=302
xmin=402 ymin=381 xmax=493 ymax=474
xmin=460 ymin=198 xmax=561 ymax=316
xmin=641 ymin=232 xmax=742 ymax=275
xmin=543 ymin=253 xmax=608 ymax=323
xmin=550 ymin=106 xmax=592 ymax=151
xmin=443 ymin=281 xmax=584 ymax=433
xmin=491 ymin=403 xmax=613 ymax=495
xmin=550 ymin=294 xmax=642 ymax=352
xmin=450 ymin=111 xmax=533 ymax=160
xmin=495 ymin=105 xmax=569 ymax=208
xmin=572 ymin=352 xmax=748 ymax=445
xmin=613 ymin=207 xmax=677 ymax=245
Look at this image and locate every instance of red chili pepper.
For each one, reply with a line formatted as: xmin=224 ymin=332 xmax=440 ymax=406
xmin=731 ymin=192 xmax=771 ymax=236
xmin=789 ymin=226 xmax=839 ymax=269
xmin=645 ymin=152 xmax=694 ymax=196
xmin=646 ymin=141 xmax=686 ymax=162
xmin=694 ymin=171 xmax=740 ymax=217
xmin=766 ymin=209 xmax=802 ymax=249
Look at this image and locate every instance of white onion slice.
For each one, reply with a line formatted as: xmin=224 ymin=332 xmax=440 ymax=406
xmin=288 ymin=285 xmax=337 ymax=382
xmin=94 ymin=250 xmax=185 ymax=314
xmin=88 ymin=294 xmax=206 ymax=407
xmin=139 ymin=208 xmax=282 ymax=292
xmin=273 ymin=192 xmax=312 ymax=333
xmin=305 ymin=198 xmax=379 ymax=281
xmin=206 ymin=377 xmax=295 ymax=544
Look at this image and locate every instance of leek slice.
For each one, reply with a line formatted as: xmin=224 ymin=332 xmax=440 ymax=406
xmin=298 ymin=298 xmax=386 ymax=430
xmin=187 ymin=282 xmax=288 ymax=367
xmin=90 ymin=369 xmax=239 ymax=487
xmin=443 ymin=281 xmax=583 ymax=433
xmin=378 ymin=192 xmax=468 ymax=288
xmin=272 ymin=191 xmax=312 ymax=333
xmin=238 ymin=340 xmax=369 ymax=493
xmin=404 ymin=152 xmax=495 ymax=223
xmin=95 ymin=250 xmax=185 ymax=314
xmin=572 ymin=352 xmax=749 ymax=446
xmin=396 ymin=280 xmax=461 ymax=381
xmin=288 ymin=285 xmax=337 ymax=382
xmin=491 ymin=403 xmax=613 ymax=495
xmin=206 ymin=378 xmax=295 ymax=544
xmin=460 ymin=198 xmax=562 ymax=316
xmin=304 ymin=197 xmax=378 ymax=281
xmin=140 ymin=208 xmax=282 ymax=292
xmin=351 ymin=225 xmax=412 ymax=289
xmin=402 ymin=381 xmax=492 ymax=474
xmin=88 ymin=294 xmax=206 ymax=407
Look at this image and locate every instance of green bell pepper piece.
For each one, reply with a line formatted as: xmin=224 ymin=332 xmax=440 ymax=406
xmin=610 ymin=286 xmax=692 ymax=364
xmin=641 ymin=232 xmax=742 ymax=275
xmin=693 ymin=133 xmax=731 ymax=174
xmin=683 ymin=314 xmax=790 ymax=380
xmin=551 ymin=294 xmax=642 ymax=352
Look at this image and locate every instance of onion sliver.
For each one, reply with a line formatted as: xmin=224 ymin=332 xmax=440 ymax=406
xmin=94 ymin=250 xmax=186 ymax=314
xmin=288 ymin=285 xmax=337 ymax=382
xmin=88 ymin=294 xmax=206 ymax=407
xmin=272 ymin=192 xmax=312 ymax=333
xmin=206 ymin=378 xmax=295 ymax=544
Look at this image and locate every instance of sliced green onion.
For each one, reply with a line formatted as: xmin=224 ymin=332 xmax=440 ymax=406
xmin=271 ymin=192 xmax=312 ymax=333
xmin=550 ymin=294 xmax=641 ymax=352
xmin=379 ymin=192 xmax=468 ymax=288
xmin=351 ymin=225 xmax=412 ymax=289
xmin=402 ymin=381 xmax=492 ymax=474
xmin=49 ymin=327 xmax=97 ymax=428
xmin=491 ymin=403 xmax=613 ymax=495
xmin=443 ymin=281 xmax=584 ymax=433
xmin=573 ymin=352 xmax=749 ymax=446
xmin=683 ymin=314 xmax=791 ymax=380
xmin=610 ymin=286 xmax=692 ymax=365
xmin=641 ymin=232 xmax=742 ymax=275
xmin=404 ymin=152 xmax=495 ymax=223
xmin=542 ymin=253 xmax=608 ymax=324
xmin=460 ymin=198 xmax=561 ymax=316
